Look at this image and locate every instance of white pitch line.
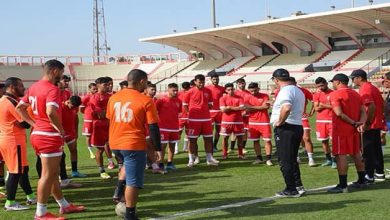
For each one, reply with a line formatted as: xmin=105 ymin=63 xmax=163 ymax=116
xmin=149 ymin=184 xmax=338 ymax=220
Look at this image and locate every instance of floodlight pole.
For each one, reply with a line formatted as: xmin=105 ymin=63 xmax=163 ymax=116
xmin=352 ymin=0 xmax=355 ymax=8
xmin=212 ymin=0 xmax=216 ymax=28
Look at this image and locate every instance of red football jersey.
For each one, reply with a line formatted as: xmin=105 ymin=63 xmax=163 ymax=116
xmin=89 ymin=92 xmax=110 ymax=120
xmin=183 ymin=87 xmax=212 ymax=120
xmin=359 ymin=82 xmax=384 ymax=129
xmin=178 ymin=90 xmax=189 ymax=119
xmin=21 ymin=80 xmax=62 ymax=134
xmin=60 ymin=89 xmax=77 ymax=135
xmin=313 ymin=89 xmax=333 ymax=121
xmin=244 ymin=93 xmax=270 ymax=123
xmin=206 ymin=85 xmax=225 ymax=111
xmin=299 ymin=86 xmax=313 ymax=114
xmin=235 ymin=89 xmax=251 ymax=117
xmin=330 ymin=86 xmax=362 ymax=135
xmin=219 ymin=95 xmax=244 ymax=123
xmin=155 ymin=95 xmax=182 ymax=130
xmin=81 ymin=94 xmax=93 ymax=120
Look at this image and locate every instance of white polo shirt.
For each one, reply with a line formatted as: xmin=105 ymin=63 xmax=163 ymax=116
xmin=270 ymin=85 xmax=305 ymax=126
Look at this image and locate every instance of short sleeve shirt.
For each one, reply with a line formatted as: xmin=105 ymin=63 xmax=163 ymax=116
xmin=313 ymin=89 xmax=333 ymax=121
xmin=21 ymin=80 xmax=61 ymax=133
xmin=178 ymin=90 xmax=189 ymax=119
xmin=359 ymin=82 xmax=384 ymax=129
xmin=106 ymin=88 xmax=159 ymax=151
xmin=0 ymin=96 xmax=25 ymax=136
xmin=244 ymin=93 xmax=270 ymax=123
xmin=183 ymin=87 xmax=212 ymax=120
xmin=270 ymin=85 xmax=305 ymax=125
xmin=219 ymin=95 xmax=244 ymax=123
xmin=155 ymin=96 xmax=182 ymax=130
xmin=206 ymin=85 xmax=225 ymax=111
xmin=330 ymin=86 xmax=362 ymax=135
xmin=89 ymin=93 xmax=110 ymax=120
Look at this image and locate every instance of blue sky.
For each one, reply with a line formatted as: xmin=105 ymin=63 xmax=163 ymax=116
xmin=0 ymin=0 xmax=388 ymax=56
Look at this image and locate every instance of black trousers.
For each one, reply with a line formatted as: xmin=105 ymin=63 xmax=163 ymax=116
xmin=363 ymin=129 xmax=384 ymax=177
xmin=274 ymin=123 xmax=304 ymax=191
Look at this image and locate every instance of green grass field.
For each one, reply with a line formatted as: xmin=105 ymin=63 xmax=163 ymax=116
xmin=0 ymin=115 xmax=389 ymax=220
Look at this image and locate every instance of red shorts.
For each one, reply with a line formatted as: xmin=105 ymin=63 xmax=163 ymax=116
xmin=30 ymin=131 xmax=64 ymax=156
xmin=302 ymin=118 xmax=311 ymax=130
xmin=179 ymin=118 xmax=188 ymax=131
xmin=210 ymin=111 xmax=222 ymax=126
xmin=0 ymin=136 xmax=28 ymax=173
xmin=248 ymin=123 xmax=272 ymax=141
xmin=220 ymin=123 xmax=245 ymax=136
xmin=315 ymin=121 xmax=332 ymax=141
xmin=243 ymin=116 xmax=249 ymax=130
xmin=332 ymin=133 xmax=361 ymax=155
xmin=82 ymin=119 xmax=93 ymax=136
xmin=187 ymin=119 xmax=213 ymax=138
xmin=160 ymin=129 xmax=180 ymax=143
xmin=64 ymin=129 xmax=77 ymax=145
xmin=91 ymin=120 xmax=109 ymax=148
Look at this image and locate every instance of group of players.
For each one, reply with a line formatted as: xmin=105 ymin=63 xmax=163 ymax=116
xmin=0 ymin=58 xmax=388 ymax=219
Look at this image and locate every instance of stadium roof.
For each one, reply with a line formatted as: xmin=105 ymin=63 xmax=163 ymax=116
xmin=140 ymin=3 xmax=390 ymax=59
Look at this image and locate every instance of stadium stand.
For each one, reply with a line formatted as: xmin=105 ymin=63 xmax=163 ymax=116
xmin=338 ymin=47 xmax=390 ymax=71
xmin=215 ymin=56 xmax=255 ymax=73
xmin=234 ymin=55 xmax=278 ymax=74
xmin=0 ymin=66 xmax=43 ymax=87
xmin=72 ymin=64 xmax=135 ymax=94
xmin=177 ymin=59 xmax=230 ymax=77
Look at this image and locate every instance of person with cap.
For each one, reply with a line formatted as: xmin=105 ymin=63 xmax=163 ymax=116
xmin=350 ymin=69 xmax=385 ymax=182
xmin=327 ymin=73 xmax=367 ymax=193
xmin=270 ymin=68 xmax=305 ymax=197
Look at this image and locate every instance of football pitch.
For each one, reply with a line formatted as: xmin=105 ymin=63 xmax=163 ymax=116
xmin=0 ymin=116 xmax=389 ymax=220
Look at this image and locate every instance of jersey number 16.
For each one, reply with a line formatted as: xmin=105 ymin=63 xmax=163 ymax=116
xmin=113 ymin=102 xmax=133 ymax=123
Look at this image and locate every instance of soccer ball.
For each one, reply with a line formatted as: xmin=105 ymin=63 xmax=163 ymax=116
xmin=115 ymin=202 xmax=126 ymax=218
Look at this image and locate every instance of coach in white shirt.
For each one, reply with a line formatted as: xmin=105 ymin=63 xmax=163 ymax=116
xmin=270 ymin=68 xmax=305 ymax=198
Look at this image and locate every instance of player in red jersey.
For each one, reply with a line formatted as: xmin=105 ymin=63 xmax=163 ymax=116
xmin=80 ymin=82 xmax=97 ymax=159
xmin=244 ymin=82 xmax=273 ymax=166
xmin=234 ymin=78 xmax=251 ymax=153
xmin=351 ymin=69 xmax=385 ymax=182
xmin=119 ymin=80 xmax=128 ymax=90
xmin=327 ymin=73 xmax=367 ymax=193
xmin=61 ymin=95 xmax=86 ymax=178
xmin=291 ymin=78 xmax=316 ymax=166
xmin=144 ymin=83 xmax=165 ymax=174
xmin=219 ymin=83 xmax=245 ymax=159
xmin=176 ymin=81 xmax=191 ymax=154
xmin=183 ymin=74 xmax=219 ymax=167
xmin=313 ymin=77 xmax=336 ymax=168
xmin=206 ymin=73 xmax=225 ymax=152
xmin=89 ymin=77 xmax=113 ymax=179
xmin=16 ymin=60 xmax=84 ymax=219
xmin=155 ymin=83 xmax=182 ymax=171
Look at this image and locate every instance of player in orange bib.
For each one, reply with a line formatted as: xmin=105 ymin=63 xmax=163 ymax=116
xmin=106 ymin=69 xmax=162 ymax=220
xmin=0 ymin=77 xmax=36 ymax=211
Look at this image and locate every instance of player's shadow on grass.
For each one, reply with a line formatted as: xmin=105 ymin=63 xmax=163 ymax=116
xmin=186 ymin=199 xmax=370 ymax=220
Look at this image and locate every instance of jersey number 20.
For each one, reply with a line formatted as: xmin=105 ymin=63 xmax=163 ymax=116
xmin=113 ymin=102 xmax=133 ymax=123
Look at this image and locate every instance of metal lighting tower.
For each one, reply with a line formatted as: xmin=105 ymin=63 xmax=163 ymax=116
xmin=93 ymin=0 xmax=110 ymax=61
xmin=212 ymin=0 xmax=216 ymax=28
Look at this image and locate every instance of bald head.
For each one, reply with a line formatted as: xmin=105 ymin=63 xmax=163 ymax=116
xmin=127 ymin=69 xmax=148 ymax=92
